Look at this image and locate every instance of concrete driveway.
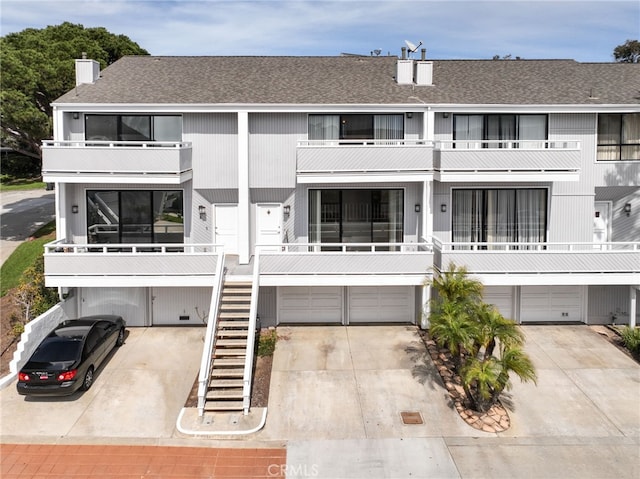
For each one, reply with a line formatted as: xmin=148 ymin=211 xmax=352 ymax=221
xmin=0 ymin=327 xmax=203 ymax=443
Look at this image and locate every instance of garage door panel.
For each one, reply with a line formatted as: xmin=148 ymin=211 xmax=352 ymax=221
xmin=349 ymin=286 xmax=414 ymax=323
xmin=483 ymin=286 xmax=514 ymax=320
xmin=279 ymin=287 xmax=342 ymax=324
xmin=521 ymin=286 xmax=584 ymax=323
xmin=80 ymin=287 xmax=147 ymax=327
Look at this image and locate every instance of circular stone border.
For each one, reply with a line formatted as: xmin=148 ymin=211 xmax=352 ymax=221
xmin=422 ymin=335 xmax=510 ymax=433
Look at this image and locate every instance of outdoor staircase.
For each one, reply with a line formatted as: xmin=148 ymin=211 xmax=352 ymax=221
xmin=204 ymin=279 xmax=253 ymax=412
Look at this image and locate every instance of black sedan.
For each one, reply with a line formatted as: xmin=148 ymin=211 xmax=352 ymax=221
xmin=17 ymin=315 xmax=126 ymax=396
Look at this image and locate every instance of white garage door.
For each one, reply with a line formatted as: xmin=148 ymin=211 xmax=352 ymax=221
xmin=80 ymin=287 xmax=148 ymax=327
xmin=152 ymin=287 xmax=212 ymax=325
xmin=278 ymin=286 xmax=343 ymax=324
xmin=483 ymin=286 xmax=515 ymax=321
xmin=348 ymin=286 xmax=414 ymax=323
xmin=520 ymin=286 xmax=585 ymax=323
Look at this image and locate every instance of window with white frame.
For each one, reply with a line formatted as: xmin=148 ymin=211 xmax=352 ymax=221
xmin=85 ymin=115 xmax=182 ymax=142
xmin=308 ymin=114 xmax=404 ymax=141
xmin=452 ymin=188 xmax=547 ymax=248
xmin=453 ymin=114 xmax=547 ymax=148
xmin=597 ymin=113 xmax=640 ymax=161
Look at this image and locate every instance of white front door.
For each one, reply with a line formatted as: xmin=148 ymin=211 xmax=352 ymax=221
xmin=593 ymin=201 xmax=611 ymax=247
xmin=256 ymin=203 xmax=282 ymax=251
xmin=214 ymin=204 xmax=238 ymax=254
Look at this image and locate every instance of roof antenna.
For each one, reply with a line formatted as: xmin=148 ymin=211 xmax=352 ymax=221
xmin=404 ymin=40 xmax=423 ymax=58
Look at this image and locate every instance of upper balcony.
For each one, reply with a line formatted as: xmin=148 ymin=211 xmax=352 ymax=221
xmin=296 ymin=139 xmax=433 ymax=183
xmin=41 ymin=140 xmax=193 ymax=184
xmin=44 ymin=240 xmax=221 ymax=287
xmin=434 ymin=140 xmax=581 ymax=182
xmin=433 ymin=237 xmax=640 ymax=285
xmin=257 ymin=241 xmax=433 ymax=286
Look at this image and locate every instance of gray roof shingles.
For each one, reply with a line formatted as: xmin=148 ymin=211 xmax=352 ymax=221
xmin=55 ymin=56 xmax=640 ymax=106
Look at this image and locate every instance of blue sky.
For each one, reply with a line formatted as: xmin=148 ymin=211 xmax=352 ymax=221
xmin=1 ymin=0 xmax=638 ymax=61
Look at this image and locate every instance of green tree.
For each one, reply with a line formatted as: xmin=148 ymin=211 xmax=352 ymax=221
xmin=613 ymin=39 xmax=640 ymax=63
xmin=426 ymin=263 xmax=537 ymax=413
xmin=0 ymin=22 xmax=148 ymax=160
xmin=12 ymin=256 xmax=59 ymax=323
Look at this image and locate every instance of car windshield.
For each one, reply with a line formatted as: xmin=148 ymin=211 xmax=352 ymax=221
xmin=30 ymin=338 xmax=82 ymax=363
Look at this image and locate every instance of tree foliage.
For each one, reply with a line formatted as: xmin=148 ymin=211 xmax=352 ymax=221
xmin=0 ymin=22 xmax=148 ymax=159
xmin=613 ymin=39 xmax=640 ymax=63
xmin=427 ymin=263 xmax=537 ymax=413
xmin=12 ymin=256 xmax=59 ymax=323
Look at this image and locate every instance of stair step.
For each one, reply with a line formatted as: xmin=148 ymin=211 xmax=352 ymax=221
xmin=217 ymin=330 xmax=249 ymax=338
xmin=211 ymin=368 xmax=244 ymax=378
xmin=223 ymin=288 xmax=252 ymax=294
xmin=218 ymin=320 xmax=249 ymax=328
xmin=219 ymin=312 xmax=250 ymax=319
xmin=221 ymin=296 xmax=252 ymax=302
xmin=224 ymin=281 xmax=252 ymax=287
xmin=214 ymin=348 xmax=246 ymax=356
xmin=220 ymin=303 xmax=251 ymax=312
xmin=216 ymin=338 xmax=248 ymax=346
xmin=204 ymin=401 xmax=244 ymax=411
xmin=206 ymin=389 xmax=243 ymax=399
xmin=213 ymin=357 xmax=245 ymax=367
xmin=209 ymin=378 xmax=244 ymax=388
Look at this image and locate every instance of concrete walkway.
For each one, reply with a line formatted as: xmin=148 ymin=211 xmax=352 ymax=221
xmin=1 ymin=324 xmax=639 ymax=478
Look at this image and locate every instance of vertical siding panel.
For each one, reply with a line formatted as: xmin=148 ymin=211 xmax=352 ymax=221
xmin=405 ymin=114 xmax=423 ymax=140
xmin=184 ymin=113 xmax=237 ymax=189
xmin=249 ymin=113 xmax=306 ymax=188
xmin=258 ymin=286 xmax=277 ymax=327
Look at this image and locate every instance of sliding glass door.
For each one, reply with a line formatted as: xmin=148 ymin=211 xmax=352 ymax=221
xmin=452 ymin=188 xmax=547 ymax=249
xmin=309 ymin=189 xmax=404 ymax=250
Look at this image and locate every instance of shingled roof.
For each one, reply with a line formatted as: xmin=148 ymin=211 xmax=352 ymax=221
xmin=55 ymin=55 xmax=640 ymax=106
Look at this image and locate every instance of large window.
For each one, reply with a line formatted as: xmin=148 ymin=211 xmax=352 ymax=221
xmin=85 ymin=115 xmax=182 ymax=142
xmin=597 ymin=113 xmax=640 ymax=161
xmin=308 ymin=114 xmax=404 ymax=141
xmin=452 ymin=188 xmax=547 ymax=248
xmin=309 ymin=189 xmax=403 ymax=249
xmin=87 ymin=190 xmax=183 ymax=244
xmin=454 ymin=114 xmax=547 ymax=148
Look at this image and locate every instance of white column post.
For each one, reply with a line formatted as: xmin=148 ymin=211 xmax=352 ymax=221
xmin=237 ymin=111 xmax=250 ymax=264
xmin=630 ymin=286 xmax=637 ymax=328
xmin=420 ymin=284 xmax=431 ymax=329
xmin=422 ymin=180 xmax=431 ymax=242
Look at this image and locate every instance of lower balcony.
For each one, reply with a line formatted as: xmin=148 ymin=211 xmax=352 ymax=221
xmin=41 ymin=140 xmax=193 ymax=184
xmin=433 ymin=238 xmax=640 ymax=285
xmin=44 ymin=240 xmax=222 ymax=287
xmin=257 ymin=242 xmax=433 ymax=286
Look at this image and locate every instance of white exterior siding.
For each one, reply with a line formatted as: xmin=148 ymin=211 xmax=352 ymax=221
xmin=151 ymin=287 xmax=212 ymax=325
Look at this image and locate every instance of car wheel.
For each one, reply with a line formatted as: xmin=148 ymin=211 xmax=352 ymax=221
xmin=80 ymin=367 xmax=94 ymax=391
xmin=116 ymin=327 xmax=125 ymax=347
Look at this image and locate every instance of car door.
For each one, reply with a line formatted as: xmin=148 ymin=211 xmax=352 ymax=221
xmin=92 ymin=321 xmax=115 ymax=367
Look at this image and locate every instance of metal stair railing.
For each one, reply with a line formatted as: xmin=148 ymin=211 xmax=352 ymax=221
xmin=197 ymin=251 xmax=226 ymax=416
xmin=241 ymin=252 xmax=261 ymax=415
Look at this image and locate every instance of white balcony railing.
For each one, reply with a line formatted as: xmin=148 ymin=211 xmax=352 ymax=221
xmin=44 ymin=239 xmax=222 ymax=287
xmin=298 ymin=139 xmax=433 ymax=147
xmin=41 ymin=140 xmax=193 ymax=184
xmin=433 ymin=237 xmax=640 ymax=281
xmin=433 ymin=140 xmax=581 ymax=182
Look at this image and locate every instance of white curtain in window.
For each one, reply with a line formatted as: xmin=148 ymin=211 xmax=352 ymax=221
xmin=516 ymin=189 xmax=546 ymax=246
xmin=519 ymin=115 xmax=547 ymax=149
xmin=597 ymin=114 xmax=621 ymax=161
xmin=486 ymin=190 xmax=516 ymax=245
xmin=452 ymin=190 xmax=483 ymax=247
xmin=622 ymin=113 xmax=640 ymax=160
xmin=374 ymin=115 xmax=403 ymax=142
xmin=308 ymin=115 xmax=339 ymax=141
xmin=454 ymin=115 xmax=483 ymax=149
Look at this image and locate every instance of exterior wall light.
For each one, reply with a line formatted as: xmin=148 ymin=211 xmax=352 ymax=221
xmin=441 ymin=204 xmax=447 ymax=213
xmin=414 ymin=204 xmax=421 ymax=213
xmin=71 ymin=205 xmax=79 ymax=214
xmin=72 ymin=112 xmax=80 ymax=120
xmin=406 ymin=112 xmax=413 ymax=119
xmin=283 ymin=205 xmax=291 ymax=219
xmin=198 ymin=205 xmax=206 ymax=220
xmin=624 ymin=203 xmax=631 ymax=216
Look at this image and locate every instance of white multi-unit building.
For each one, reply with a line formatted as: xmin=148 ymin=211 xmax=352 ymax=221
xmin=42 ymin=52 xmax=639 ymax=330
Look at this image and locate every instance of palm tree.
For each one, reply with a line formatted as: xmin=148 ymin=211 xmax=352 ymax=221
xmin=474 ymin=303 xmax=524 ymax=360
xmin=429 ymin=300 xmax=476 ymax=371
xmin=461 ymin=356 xmax=500 ymax=412
xmin=428 ymin=262 xmax=483 ymax=306
xmin=491 ymin=345 xmax=537 ymax=405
